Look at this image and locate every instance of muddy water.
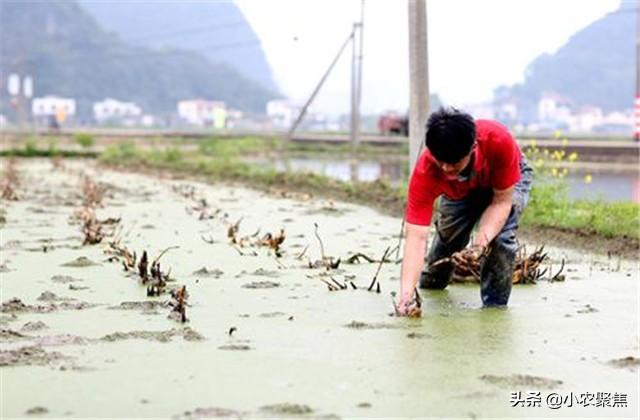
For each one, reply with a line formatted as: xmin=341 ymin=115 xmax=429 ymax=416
xmin=1 ymin=159 xmax=638 ymax=418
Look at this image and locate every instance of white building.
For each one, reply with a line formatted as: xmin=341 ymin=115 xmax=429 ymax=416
xmin=602 ymin=110 xmax=633 ymax=126
xmin=140 ymin=115 xmax=156 ymax=127
xmin=567 ymin=106 xmax=603 ymax=132
xmin=266 ymin=100 xmax=303 ymax=129
xmin=93 ymin=98 xmax=142 ymax=122
xmin=537 ymin=92 xmax=572 ymax=123
xmin=32 ymin=96 xmax=76 ymax=117
xmin=177 ymin=99 xmax=226 ymax=127
xmin=596 ymin=110 xmax=634 ymax=134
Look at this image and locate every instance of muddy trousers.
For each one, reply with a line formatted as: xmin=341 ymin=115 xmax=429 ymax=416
xmin=419 ymin=159 xmax=534 ymax=306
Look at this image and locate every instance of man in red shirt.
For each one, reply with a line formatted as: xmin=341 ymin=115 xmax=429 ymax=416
xmin=396 ymin=108 xmax=533 ymax=316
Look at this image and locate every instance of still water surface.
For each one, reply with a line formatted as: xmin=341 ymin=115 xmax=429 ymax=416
xmin=264 ymin=158 xmax=640 ymax=203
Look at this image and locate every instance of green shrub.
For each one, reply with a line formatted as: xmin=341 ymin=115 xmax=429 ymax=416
xmin=100 ymin=142 xmax=139 ymax=163
xmin=198 ymin=136 xmax=273 ymax=158
xmin=24 ymin=137 xmax=38 ymax=156
xmin=47 ymin=138 xmax=59 ymax=155
xmin=74 ymin=133 xmax=95 ymax=149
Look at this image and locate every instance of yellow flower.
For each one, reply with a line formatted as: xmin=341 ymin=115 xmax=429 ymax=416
xmin=554 ymin=130 xmax=562 ymax=139
xmin=551 ymin=167 xmax=558 ymax=177
xmin=561 ymin=168 xmax=569 ymax=177
xmin=543 ymin=149 xmax=549 ymax=155
xmin=561 ymin=138 xmax=569 ymax=147
xmin=530 ymin=139 xmax=537 ymax=148
xmin=568 ymin=152 xmax=578 ymax=162
xmin=584 ymin=174 xmax=593 ymax=184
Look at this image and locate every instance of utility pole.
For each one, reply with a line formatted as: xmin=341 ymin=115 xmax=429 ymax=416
xmin=395 ymin=0 xmax=430 ymax=259
xmin=288 ymin=30 xmax=354 ymax=139
xmin=408 ymin=0 xmax=429 ymax=172
xmin=350 ymin=22 xmax=359 ymax=148
xmin=635 ymin=0 xmax=640 ymax=141
xmin=350 ymin=1 xmax=364 ymax=150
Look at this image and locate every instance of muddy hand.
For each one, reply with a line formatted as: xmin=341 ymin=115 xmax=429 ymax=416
xmin=395 ymin=292 xmax=422 ymax=318
xmin=451 ymin=245 xmax=485 ymax=267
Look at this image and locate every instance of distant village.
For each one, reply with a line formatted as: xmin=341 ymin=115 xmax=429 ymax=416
xmin=1 ymin=92 xmax=634 ymax=135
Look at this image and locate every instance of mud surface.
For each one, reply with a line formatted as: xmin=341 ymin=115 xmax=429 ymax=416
xmin=608 ymin=356 xmax=640 ymax=370
xmin=260 ymin=402 xmax=314 ymax=415
xmin=1 ymin=159 xmax=638 ymax=418
xmin=100 ymin=327 xmax=204 ymax=343
xmin=241 ymin=280 xmax=280 ymax=289
xmin=217 ymin=344 xmax=252 ymax=351
xmin=0 ymin=346 xmax=68 ymax=367
xmin=60 ymin=256 xmax=99 ymax=267
xmin=479 ymin=374 xmax=563 ymax=390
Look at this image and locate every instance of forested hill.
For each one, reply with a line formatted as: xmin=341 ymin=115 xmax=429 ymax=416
xmin=0 ymin=0 xmax=278 ymax=118
xmin=78 ymin=0 xmax=279 ymax=93
xmin=495 ymin=5 xmax=634 ymax=117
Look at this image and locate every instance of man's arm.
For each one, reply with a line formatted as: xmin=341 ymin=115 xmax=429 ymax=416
xmin=397 ymin=222 xmax=429 ymax=314
xmin=473 ymin=186 xmax=514 ymax=247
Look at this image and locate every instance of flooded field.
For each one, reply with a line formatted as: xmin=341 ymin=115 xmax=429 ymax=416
xmin=262 ymin=157 xmax=640 ymax=203
xmin=1 ymin=159 xmax=638 ymax=418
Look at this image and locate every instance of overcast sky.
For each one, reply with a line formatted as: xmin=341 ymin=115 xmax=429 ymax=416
xmin=236 ymin=0 xmax=623 ymax=115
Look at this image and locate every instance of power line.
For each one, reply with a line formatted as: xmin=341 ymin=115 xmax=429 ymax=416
xmin=6 ymin=38 xmax=263 ymax=67
xmin=125 ymin=20 xmax=248 ymax=43
xmin=91 ymin=38 xmax=263 ymax=61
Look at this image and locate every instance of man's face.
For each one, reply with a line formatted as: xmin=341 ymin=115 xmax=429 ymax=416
xmin=432 ymin=145 xmax=475 ymax=180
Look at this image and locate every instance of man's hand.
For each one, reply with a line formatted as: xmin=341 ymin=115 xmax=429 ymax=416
xmin=451 ymin=244 xmax=486 ymax=267
xmin=451 ymin=244 xmax=487 ymax=277
xmin=394 ymin=290 xmax=422 ymax=317
xmin=397 ymin=222 xmax=428 ymax=317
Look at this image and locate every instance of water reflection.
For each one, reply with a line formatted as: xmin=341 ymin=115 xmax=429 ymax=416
xmin=564 ymin=172 xmax=640 ymax=202
xmin=265 ymin=157 xmax=639 ymax=203
xmin=273 ymin=158 xmax=406 ymax=184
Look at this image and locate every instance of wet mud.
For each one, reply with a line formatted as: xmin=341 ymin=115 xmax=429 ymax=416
xmin=100 ymin=327 xmax=203 ymax=343
xmin=191 ymin=267 xmax=224 ymax=278
xmin=60 ymin=256 xmax=99 ymax=267
xmin=479 ymin=374 xmax=563 ymax=390
xmin=21 ymin=321 xmax=48 ymax=331
xmin=108 ymin=301 xmax=168 ymax=312
xmin=344 ymin=320 xmax=403 ymax=330
xmin=25 ymin=406 xmax=49 ymax=415
xmin=0 ymin=345 xmax=68 ymax=367
xmin=241 ymin=280 xmax=281 ymax=289
xmin=51 ymin=275 xmax=84 ymax=284
xmin=1 ymin=159 xmax=637 ymax=418
xmin=1 ymin=298 xmax=98 ymax=313
xmin=217 ymin=344 xmax=252 ymax=351
xmin=607 ymin=356 xmax=640 ymax=370
xmin=260 ymin=402 xmax=314 ymax=415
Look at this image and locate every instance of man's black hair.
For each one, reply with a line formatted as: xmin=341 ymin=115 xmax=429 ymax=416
xmin=425 ymin=107 xmax=476 ymax=163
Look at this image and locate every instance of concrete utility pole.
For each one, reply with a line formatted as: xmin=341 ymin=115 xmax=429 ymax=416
xmin=350 ymin=0 xmax=365 ymax=150
xmin=635 ymin=0 xmax=640 ymax=141
xmin=408 ymin=0 xmax=429 ymax=172
xmin=350 ymin=22 xmax=359 ymax=148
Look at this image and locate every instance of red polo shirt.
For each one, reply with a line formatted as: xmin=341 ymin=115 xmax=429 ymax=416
xmin=405 ymin=119 xmax=521 ymax=226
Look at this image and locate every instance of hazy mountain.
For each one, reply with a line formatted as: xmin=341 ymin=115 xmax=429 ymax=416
xmin=0 ymin=0 xmax=278 ymax=119
xmin=494 ymin=5 xmax=634 ymax=120
xmin=78 ymin=0 xmax=279 ymax=93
